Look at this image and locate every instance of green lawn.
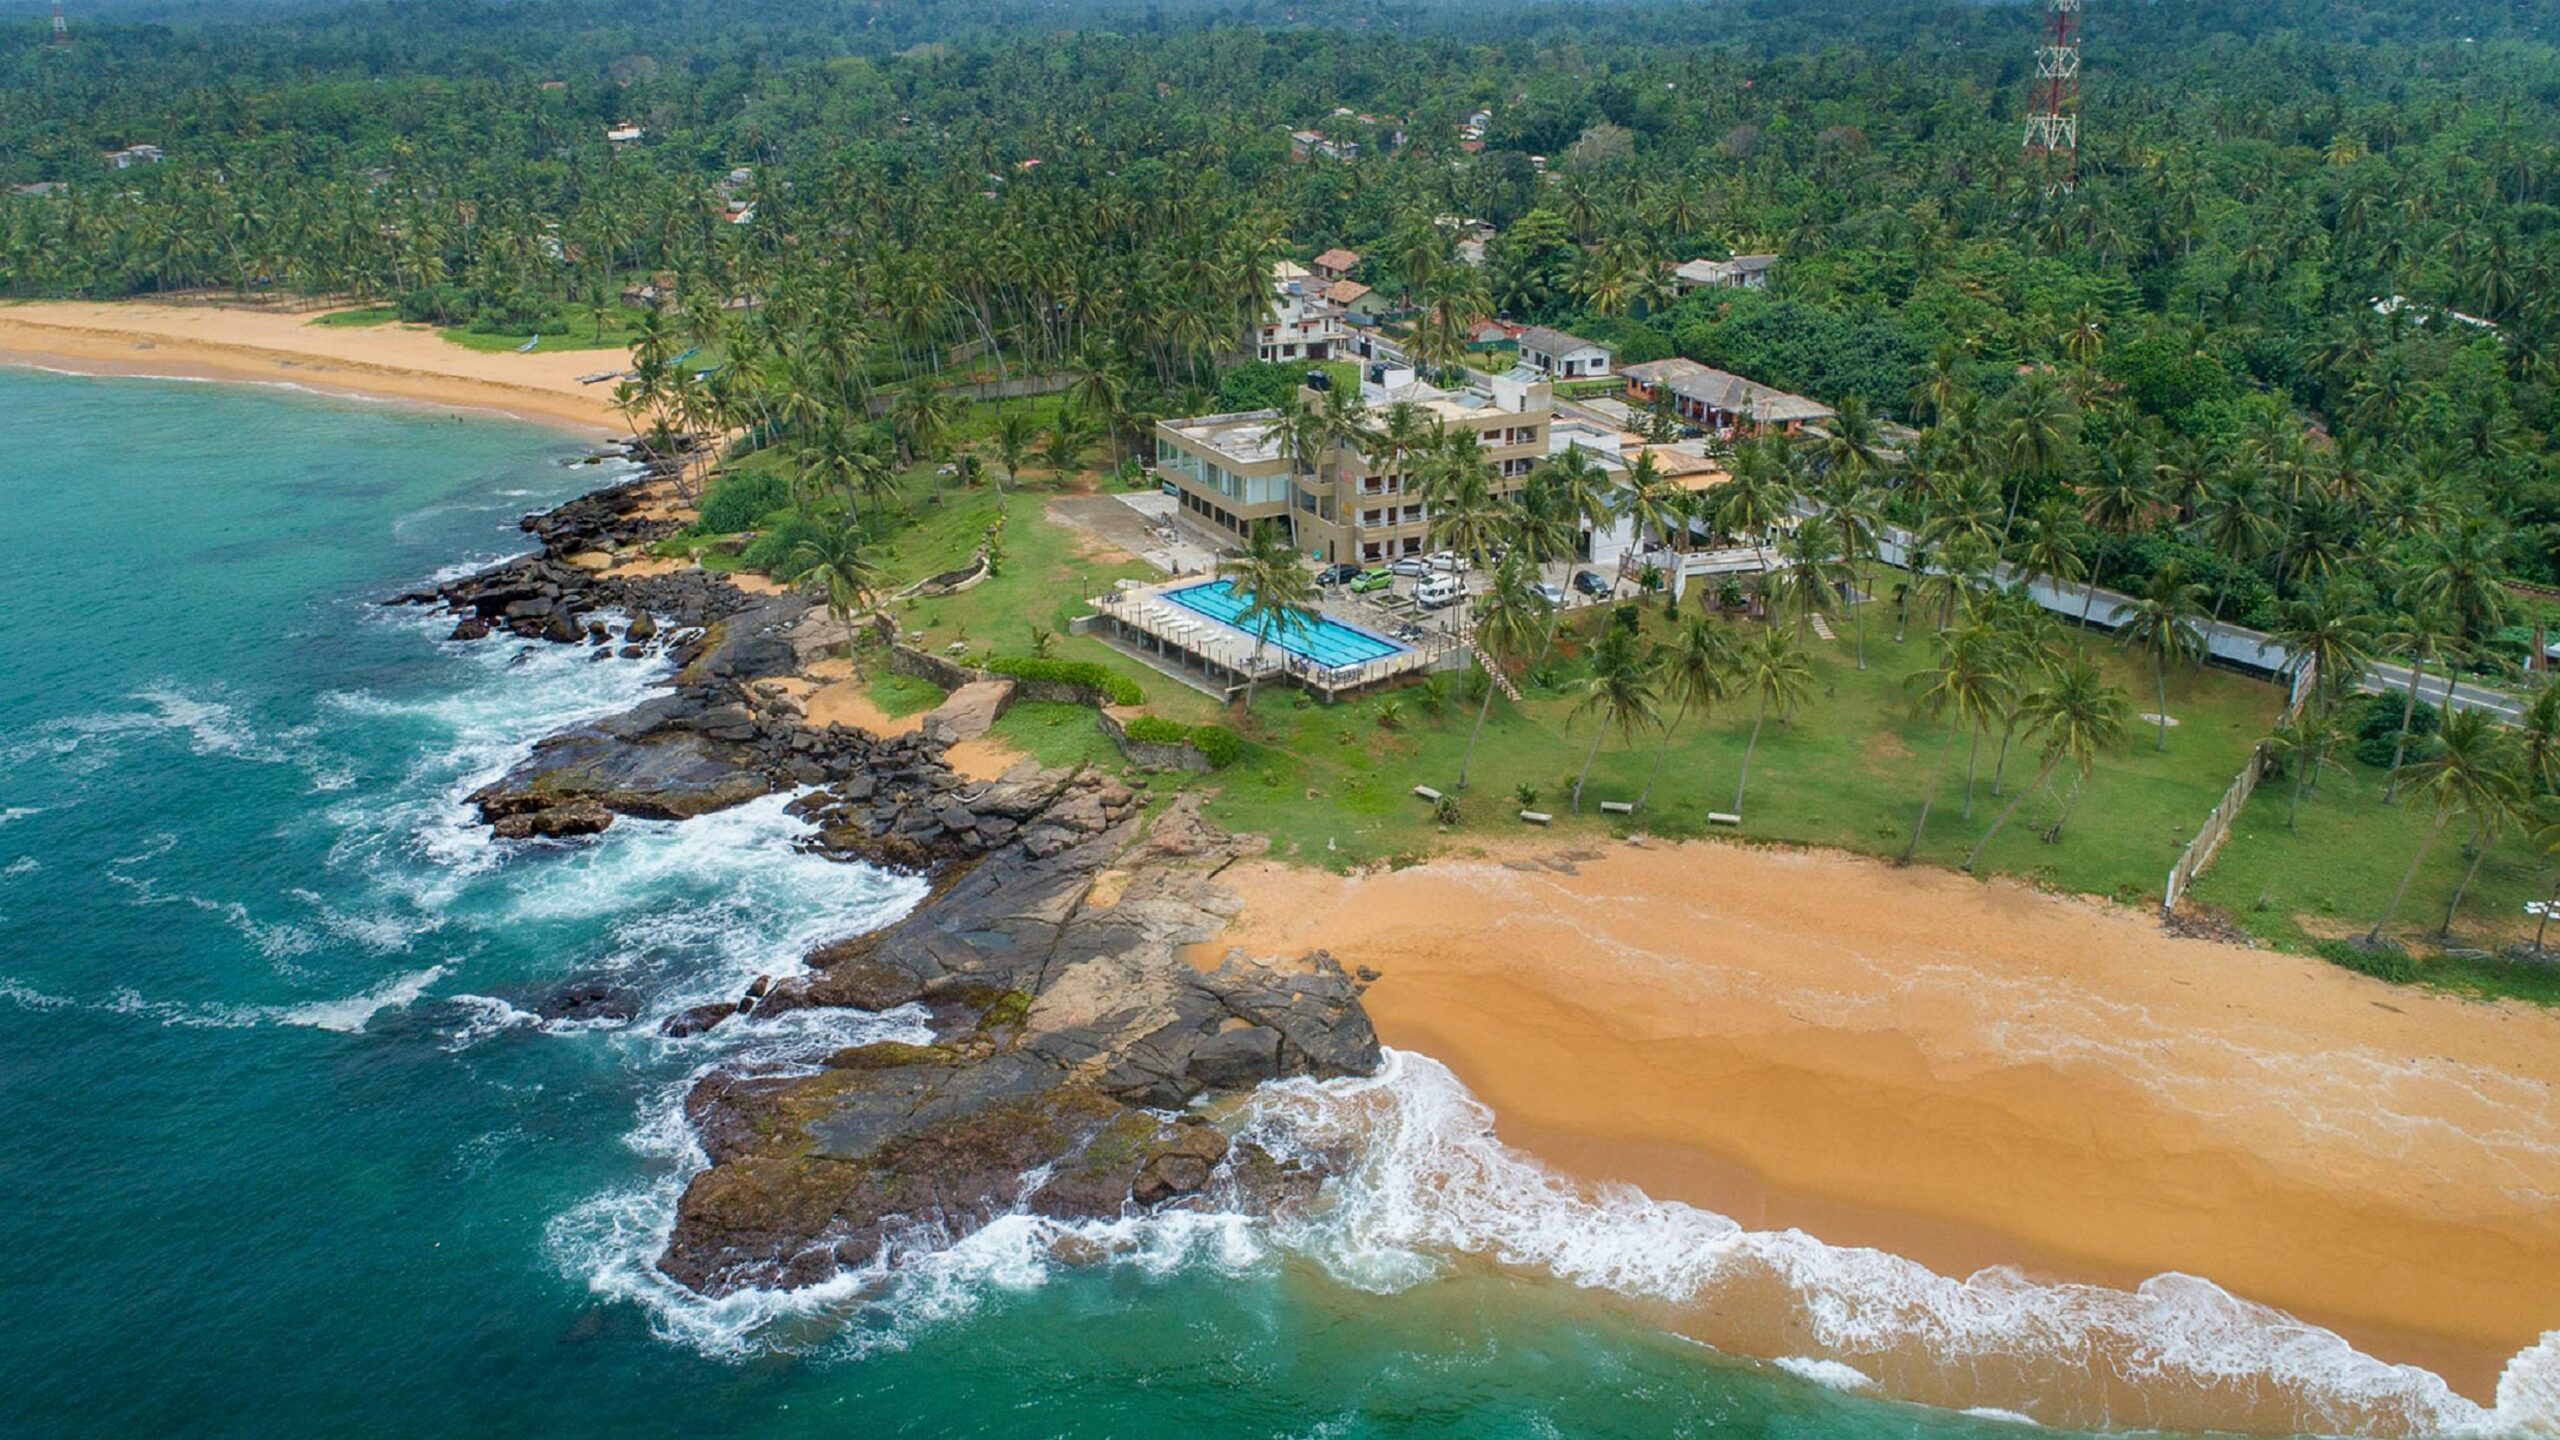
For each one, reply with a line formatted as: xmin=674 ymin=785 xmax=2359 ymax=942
xmin=308 ymin=305 xmax=398 ymax=328
xmin=866 ymin=670 xmax=947 ymax=719
xmin=1191 ymin=613 xmax=2277 ymax=886
xmin=2191 ymin=744 xmax=2560 ymax=997
xmin=437 ymin=321 xmax=646 ymax=354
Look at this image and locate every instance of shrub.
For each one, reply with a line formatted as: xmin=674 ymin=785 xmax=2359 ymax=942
xmin=1121 ymin=716 xmax=1189 ymax=744
xmin=1188 ymin=725 xmax=1244 ymax=767
xmin=2315 ymin=938 xmax=2415 ymax=985
xmin=983 ymin=655 xmax=1145 ymax=706
xmin=693 ymin=470 xmax=795 ymax=535
xmin=739 ymin=509 xmax=827 ymax=574
xmin=2351 ymin=691 xmax=2441 ymax=768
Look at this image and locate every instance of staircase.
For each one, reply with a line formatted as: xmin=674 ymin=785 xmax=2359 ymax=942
xmin=1810 ymin=613 xmax=1837 ymax=642
xmin=1463 ymin=632 xmax=1523 ymax=701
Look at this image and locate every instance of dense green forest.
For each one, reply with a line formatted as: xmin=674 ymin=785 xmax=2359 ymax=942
xmin=6 ymin=0 xmax=2559 ymax=615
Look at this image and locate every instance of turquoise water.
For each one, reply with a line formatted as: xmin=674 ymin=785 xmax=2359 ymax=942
xmin=0 ymin=368 xmax=2533 ymax=1439
xmin=1167 ymin=580 xmax=1405 ymax=668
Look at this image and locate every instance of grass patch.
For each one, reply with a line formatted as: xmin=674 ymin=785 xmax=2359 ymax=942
xmin=986 ymin=701 xmax=1124 ymax=771
xmin=437 ymin=323 xmax=646 ymax=354
xmin=867 ymin=671 xmax=947 ymax=719
xmin=309 ymin=305 xmax=398 ymax=328
xmin=1196 ymin=610 xmax=2278 ymax=886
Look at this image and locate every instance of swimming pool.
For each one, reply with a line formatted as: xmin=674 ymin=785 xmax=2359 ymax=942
xmin=1162 ymin=580 xmax=1409 ymax=668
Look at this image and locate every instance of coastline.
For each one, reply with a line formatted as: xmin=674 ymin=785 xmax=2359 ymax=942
xmin=0 ymin=300 xmax=622 ymax=434
xmin=1215 ymin=837 xmax=2560 ymax=1404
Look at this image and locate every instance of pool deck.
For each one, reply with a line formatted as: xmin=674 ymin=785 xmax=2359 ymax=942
xmin=1084 ymin=579 xmax=1459 ymax=701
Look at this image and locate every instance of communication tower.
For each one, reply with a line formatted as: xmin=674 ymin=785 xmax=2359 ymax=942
xmin=53 ymin=1 xmax=70 ymax=44
xmin=2023 ymin=0 xmax=2080 ymax=194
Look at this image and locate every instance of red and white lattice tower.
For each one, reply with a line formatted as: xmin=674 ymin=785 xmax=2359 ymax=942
xmin=2023 ymin=0 xmax=2080 ymax=194
xmin=52 ymin=0 xmax=70 ymax=44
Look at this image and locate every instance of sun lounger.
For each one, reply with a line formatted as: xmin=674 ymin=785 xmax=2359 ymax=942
xmin=1412 ymin=786 xmax=1444 ymax=802
xmin=1519 ymin=810 xmax=1552 ymax=825
xmin=1707 ymin=812 xmax=1741 ymax=826
xmin=1599 ymin=801 xmax=1633 ymax=815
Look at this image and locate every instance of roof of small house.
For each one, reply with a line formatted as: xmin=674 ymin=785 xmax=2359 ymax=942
xmin=1517 ymin=326 xmax=1607 ymax=359
xmin=1666 ymin=365 xmax=1834 ymax=423
xmin=1620 ymin=357 xmax=1710 ymax=385
xmin=1322 ymin=279 xmax=1373 ymax=305
xmin=1313 ymin=247 xmax=1361 ymax=273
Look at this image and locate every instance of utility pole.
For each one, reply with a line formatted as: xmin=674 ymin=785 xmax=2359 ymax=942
xmin=2023 ymin=0 xmax=2081 ymax=195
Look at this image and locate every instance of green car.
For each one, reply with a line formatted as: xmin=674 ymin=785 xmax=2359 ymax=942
xmin=1349 ymin=567 xmax=1396 ymax=594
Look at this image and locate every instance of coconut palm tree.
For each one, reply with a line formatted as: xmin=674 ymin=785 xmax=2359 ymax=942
xmin=2366 ymin=709 xmax=2520 ymax=945
xmin=1455 ymin=558 xmax=1547 ymax=793
xmin=1901 ymin=623 xmax=2011 ymax=865
xmin=2008 ymin=496 xmax=2092 ymax=608
xmin=2271 ymin=584 xmax=2377 ymax=716
xmin=1965 ymin=654 xmax=2130 ymax=869
xmin=1615 ymin=448 xmax=1689 ymax=558
xmin=2376 ymin=605 xmax=2465 ymax=801
xmin=2076 ymin=455 xmax=2163 ymax=621
xmin=2114 ymin=562 xmax=2208 ymax=751
xmin=787 ymin=521 xmax=883 ymax=677
xmin=2266 ymin=707 xmax=2347 ymax=830
xmin=1640 ymin=613 xmax=1733 ymax=812
xmin=1769 ymin=515 xmax=1847 ymax=641
xmin=1569 ymin=624 xmax=1661 ymax=814
xmin=1818 ymin=473 xmax=1887 ymax=670
xmin=992 ymin=406 xmax=1037 ymax=494
xmin=1037 ymin=406 xmax=1097 ymax=484
xmin=1727 ymin=625 xmax=1813 ymax=820
xmin=1218 ymin=521 xmax=1321 ymax=711
xmin=2189 ymin=465 xmax=2280 ymax=659
xmin=1711 ymin=434 xmax=1796 ymax=544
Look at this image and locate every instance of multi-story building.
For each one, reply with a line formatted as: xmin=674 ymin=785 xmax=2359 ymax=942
xmin=1154 ymin=363 xmax=1555 ymax=566
xmin=1256 ymin=261 xmax=1348 ymax=363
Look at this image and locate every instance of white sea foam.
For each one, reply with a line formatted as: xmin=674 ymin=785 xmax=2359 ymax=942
xmin=4 ymin=858 xmax=36 ymax=877
xmin=275 ymin=964 xmax=449 ymax=1032
xmin=1961 ymin=1407 xmax=2044 ymax=1427
xmin=0 ymin=806 xmax=42 ymax=825
xmin=1776 ymin=1356 xmax=1877 ymax=1392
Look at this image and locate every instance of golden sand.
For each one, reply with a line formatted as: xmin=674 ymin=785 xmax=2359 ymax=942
xmin=1219 ymin=838 xmax=2560 ymax=1400
xmin=0 ymin=300 xmax=622 ymax=432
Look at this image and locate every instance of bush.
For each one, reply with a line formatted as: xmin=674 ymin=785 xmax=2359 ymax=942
xmin=2315 ymin=938 xmax=2415 ymax=985
xmin=1121 ymin=715 xmax=1189 ymax=744
xmin=693 ymin=470 xmax=795 ymax=534
xmin=984 ymin=655 xmax=1145 ymax=706
xmin=739 ymin=509 xmax=827 ymax=574
xmin=1188 ymin=725 xmax=1244 ymax=767
xmin=2351 ymin=691 xmax=2441 ymax=768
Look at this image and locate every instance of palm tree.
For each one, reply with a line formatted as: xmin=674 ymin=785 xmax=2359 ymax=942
xmin=1819 ymin=474 xmax=1887 ymax=670
xmin=1769 ymin=516 xmax=1847 ymax=641
xmin=2114 ymin=563 xmax=2208 ymax=751
xmin=1218 ymin=521 xmax=1321 ymax=711
xmin=2266 ymin=707 xmax=2347 ymax=830
xmin=1727 ymin=625 xmax=1812 ymax=819
xmin=992 ymin=406 xmax=1037 ymax=493
xmin=2366 ymin=709 xmax=2519 ymax=945
xmin=2190 ymin=465 xmax=2280 ymax=659
xmin=1640 ymin=614 xmax=1732 ymax=812
xmin=1902 ymin=623 xmax=2010 ymax=865
xmin=1569 ymin=624 xmax=1661 ymax=814
xmin=1038 ymin=407 xmax=1099 ymax=484
xmin=2377 ymin=605 xmax=2464 ymax=801
xmin=2008 ymin=496 xmax=2092 ymax=608
xmin=1615 ymin=449 xmax=1689 ymax=558
xmin=2076 ymin=457 xmax=2162 ymax=621
xmin=2271 ymin=585 xmax=2377 ymax=717
xmin=1964 ymin=655 xmax=2130 ymax=869
xmin=1455 ymin=558 xmax=1544 ymax=792
xmin=1711 ymin=434 xmax=1796 ymax=544
xmin=788 ymin=521 xmax=883 ymax=677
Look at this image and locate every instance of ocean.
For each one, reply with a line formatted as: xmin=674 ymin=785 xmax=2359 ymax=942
xmin=0 ymin=366 xmax=2544 ymax=1439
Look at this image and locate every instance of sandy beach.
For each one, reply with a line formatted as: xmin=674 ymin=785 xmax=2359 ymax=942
xmin=0 ymin=300 xmax=622 ymax=433
xmin=1217 ymin=838 xmax=2560 ymax=1407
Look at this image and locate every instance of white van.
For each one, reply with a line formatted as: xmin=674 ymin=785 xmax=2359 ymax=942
xmin=1415 ymin=574 xmax=1464 ymax=609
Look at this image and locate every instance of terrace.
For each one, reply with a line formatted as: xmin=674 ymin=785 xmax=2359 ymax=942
xmin=1082 ymin=577 xmax=1458 ymax=702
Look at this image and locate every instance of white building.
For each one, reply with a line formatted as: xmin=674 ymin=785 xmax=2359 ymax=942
xmin=1674 ymin=254 xmax=1779 ymax=291
xmin=1257 ymin=261 xmax=1349 ymax=363
xmin=105 ymin=144 xmax=164 ymax=169
xmin=1515 ymin=326 xmax=1613 ymax=379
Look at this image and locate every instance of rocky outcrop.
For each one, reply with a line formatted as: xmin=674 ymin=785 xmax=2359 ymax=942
xmin=656 ymin=791 xmax=1381 ymax=1298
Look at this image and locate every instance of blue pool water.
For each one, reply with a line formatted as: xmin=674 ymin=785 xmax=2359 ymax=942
xmin=1164 ymin=580 xmax=1406 ymax=668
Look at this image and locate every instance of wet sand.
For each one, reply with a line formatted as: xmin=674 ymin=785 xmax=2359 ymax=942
xmin=1217 ymin=838 xmax=2560 ymax=1402
xmin=0 ymin=300 xmax=621 ymax=432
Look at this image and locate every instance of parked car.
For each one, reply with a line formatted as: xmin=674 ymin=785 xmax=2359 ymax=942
xmin=1389 ymin=555 xmax=1433 ymax=577
xmin=1533 ymin=581 xmax=1565 ymax=608
xmin=1572 ymin=569 xmax=1613 ymax=598
xmin=1415 ymin=575 xmax=1465 ymax=609
xmin=1158 ymin=478 xmax=1179 ymax=497
xmin=1314 ymin=562 xmax=1363 ymax=587
xmin=1426 ymin=550 xmax=1472 ymax=574
xmin=1349 ymin=568 xmax=1397 ymax=594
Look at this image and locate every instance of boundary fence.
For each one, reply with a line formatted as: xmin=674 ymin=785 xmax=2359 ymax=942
xmin=2162 ymin=657 xmax=2317 ymax=916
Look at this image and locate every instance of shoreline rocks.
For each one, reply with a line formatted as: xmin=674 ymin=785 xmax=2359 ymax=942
xmin=402 ymin=467 xmax=1387 ymax=1304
